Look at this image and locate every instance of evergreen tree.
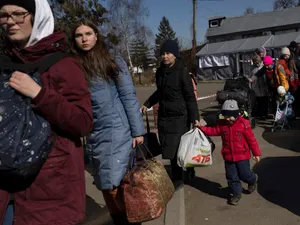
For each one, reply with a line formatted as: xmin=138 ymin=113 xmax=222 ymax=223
xmin=131 ymin=38 xmax=151 ymax=71
xmin=155 ymin=17 xmax=178 ymax=62
xmin=49 ymin=0 xmax=118 ymax=43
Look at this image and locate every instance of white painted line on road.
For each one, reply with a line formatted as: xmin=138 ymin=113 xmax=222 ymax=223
xmin=145 ymin=93 xmax=217 ymax=112
xmin=197 ymin=93 xmax=217 ymax=101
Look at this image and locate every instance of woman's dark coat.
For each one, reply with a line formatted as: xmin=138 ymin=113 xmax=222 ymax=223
xmin=144 ymin=60 xmax=199 ymax=159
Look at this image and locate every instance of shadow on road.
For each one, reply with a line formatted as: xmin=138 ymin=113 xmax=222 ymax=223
xmin=82 ymin=195 xmax=113 ymax=225
xmin=261 ymin=125 xmax=300 ymax=153
xmin=188 ymin=176 xmax=230 ymax=199
xmin=253 ymin=156 xmax=300 ymax=216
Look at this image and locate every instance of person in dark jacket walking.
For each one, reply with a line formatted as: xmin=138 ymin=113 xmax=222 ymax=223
xmin=0 ymin=0 xmax=93 ymax=225
xmin=288 ymin=41 xmax=300 ymax=117
xmin=249 ymin=55 xmax=269 ymax=120
xmin=141 ymin=40 xmax=199 ymax=187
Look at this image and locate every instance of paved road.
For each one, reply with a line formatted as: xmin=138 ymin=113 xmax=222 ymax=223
xmin=84 ymin=83 xmax=300 ymax=225
xmin=185 ymin=120 xmax=300 ymax=225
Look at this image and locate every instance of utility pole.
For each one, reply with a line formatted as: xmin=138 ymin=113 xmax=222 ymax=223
xmin=191 ymin=0 xmax=197 ymax=69
xmin=190 ymin=0 xmax=222 ymax=71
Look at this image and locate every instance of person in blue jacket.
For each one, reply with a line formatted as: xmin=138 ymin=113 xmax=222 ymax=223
xmin=72 ymin=20 xmax=145 ymax=225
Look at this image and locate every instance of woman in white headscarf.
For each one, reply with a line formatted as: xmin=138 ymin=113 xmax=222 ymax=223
xmin=0 ymin=0 xmax=93 ymax=224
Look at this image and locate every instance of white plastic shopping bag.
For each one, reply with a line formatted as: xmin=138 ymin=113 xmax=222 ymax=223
xmin=177 ymin=128 xmax=212 ymax=170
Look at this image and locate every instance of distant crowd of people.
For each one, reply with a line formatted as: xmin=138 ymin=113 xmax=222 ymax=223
xmin=2 ymin=0 xmax=299 ymax=224
xmin=249 ymin=42 xmax=300 ymax=120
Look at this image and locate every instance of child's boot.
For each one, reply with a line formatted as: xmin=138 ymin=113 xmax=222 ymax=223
xmin=248 ymin=174 xmax=258 ymax=194
xmin=228 ymin=194 xmax=242 ymax=205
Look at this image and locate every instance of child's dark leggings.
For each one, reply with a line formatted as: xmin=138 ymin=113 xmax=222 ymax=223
xmin=225 ymin=160 xmax=257 ymax=195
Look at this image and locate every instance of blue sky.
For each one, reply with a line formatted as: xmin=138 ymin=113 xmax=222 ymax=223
xmin=144 ymin=0 xmax=275 ymax=47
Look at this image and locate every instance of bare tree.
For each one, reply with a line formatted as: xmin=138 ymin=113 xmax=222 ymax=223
xmin=178 ymin=37 xmax=192 ymax=50
xmin=244 ymin=7 xmax=255 ymax=15
xmin=273 ymin=0 xmax=297 ymax=9
xmin=107 ymin=0 xmax=152 ymax=72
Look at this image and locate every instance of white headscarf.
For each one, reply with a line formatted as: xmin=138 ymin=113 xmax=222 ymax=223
xmin=26 ymin=0 xmax=54 ymax=47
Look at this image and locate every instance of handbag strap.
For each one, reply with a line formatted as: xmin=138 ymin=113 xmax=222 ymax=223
xmin=0 ymin=52 xmax=69 ymax=74
xmin=127 ymin=144 xmax=155 ymax=171
xmin=127 ymin=149 xmax=137 ymax=170
xmin=137 ymin=143 xmax=154 ymax=159
xmin=146 ymin=111 xmax=151 ymax=133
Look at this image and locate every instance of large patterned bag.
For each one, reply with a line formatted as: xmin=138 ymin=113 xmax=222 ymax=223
xmin=122 ymin=144 xmax=174 ymax=223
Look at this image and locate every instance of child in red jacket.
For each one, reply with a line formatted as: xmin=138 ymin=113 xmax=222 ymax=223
xmin=200 ymin=100 xmax=261 ymax=205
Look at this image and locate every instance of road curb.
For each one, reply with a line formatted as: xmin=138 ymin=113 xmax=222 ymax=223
xmin=165 ymin=186 xmax=185 ymax=225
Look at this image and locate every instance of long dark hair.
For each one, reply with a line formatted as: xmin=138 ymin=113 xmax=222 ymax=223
xmin=71 ymin=20 xmax=119 ymax=85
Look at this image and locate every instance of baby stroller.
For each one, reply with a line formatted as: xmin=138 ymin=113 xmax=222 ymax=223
xmin=271 ymin=101 xmax=291 ymax=132
xmin=216 ymin=76 xmax=256 ymax=128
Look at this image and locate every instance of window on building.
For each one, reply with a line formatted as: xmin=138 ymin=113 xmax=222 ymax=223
xmin=209 ymin=20 xmax=219 ymax=28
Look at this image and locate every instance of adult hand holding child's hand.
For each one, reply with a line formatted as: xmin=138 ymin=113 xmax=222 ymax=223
xmin=193 ymin=120 xmax=201 ymax=128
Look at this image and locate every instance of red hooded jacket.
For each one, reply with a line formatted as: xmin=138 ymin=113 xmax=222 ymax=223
xmin=0 ymin=31 xmax=93 ymax=225
xmin=200 ymin=116 xmax=261 ymax=162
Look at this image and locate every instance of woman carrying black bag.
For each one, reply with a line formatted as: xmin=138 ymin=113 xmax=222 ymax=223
xmin=141 ymin=40 xmax=199 ymax=189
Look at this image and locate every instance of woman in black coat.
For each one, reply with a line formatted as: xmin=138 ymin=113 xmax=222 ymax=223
xmin=141 ymin=40 xmax=199 ymax=187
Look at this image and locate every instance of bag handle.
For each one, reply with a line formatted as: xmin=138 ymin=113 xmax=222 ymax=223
xmin=127 ymin=144 xmax=154 ymax=170
xmin=127 ymin=149 xmax=136 ymax=170
xmin=145 ymin=111 xmax=151 ymax=133
xmin=137 ymin=143 xmax=154 ymax=160
xmin=126 ymin=144 xmax=156 ymax=186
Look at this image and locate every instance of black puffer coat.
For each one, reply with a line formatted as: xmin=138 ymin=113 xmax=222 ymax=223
xmin=144 ymin=60 xmax=199 ymax=159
